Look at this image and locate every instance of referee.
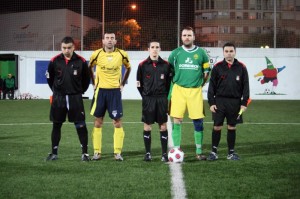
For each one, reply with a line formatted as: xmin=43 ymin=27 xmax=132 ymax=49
xmin=137 ymin=41 xmax=172 ymax=162
xmin=45 ymin=36 xmax=91 ymax=161
xmin=207 ymin=42 xmax=250 ymax=161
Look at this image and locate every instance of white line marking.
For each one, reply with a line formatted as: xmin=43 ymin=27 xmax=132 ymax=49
xmin=1 ymin=121 xmax=299 ymax=126
xmin=167 ymin=116 xmax=187 ymax=199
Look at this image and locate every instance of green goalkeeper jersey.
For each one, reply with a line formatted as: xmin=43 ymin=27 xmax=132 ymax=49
xmin=168 ymin=45 xmax=210 ymax=88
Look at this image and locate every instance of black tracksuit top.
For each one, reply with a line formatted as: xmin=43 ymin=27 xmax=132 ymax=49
xmin=47 ymin=52 xmax=90 ymax=95
xmin=137 ymin=56 xmax=172 ymax=97
xmin=208 ymin=58 xmax=250 ymax=107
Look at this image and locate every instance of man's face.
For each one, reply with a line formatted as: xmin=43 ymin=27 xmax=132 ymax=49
xmin=223 ymin=46 xmax=236 ymax=62
xmin=61 ymin=42 xmax=74 ymax=58
xmin=181 ymin=29 xmax=195 ymax=47
xmin=148 ymin=42 xmax=161 ymax=59
xmin=102 ymin=33 xmax=117 ymax=49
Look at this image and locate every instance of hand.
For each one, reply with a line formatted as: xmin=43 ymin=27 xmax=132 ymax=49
xmin=120 ymin=85 xmax=124 ymax=92
xmin=210 ymin=105 xmax=217 ymax=113
xmin=240 ymin=105 xmax=247 ymax=112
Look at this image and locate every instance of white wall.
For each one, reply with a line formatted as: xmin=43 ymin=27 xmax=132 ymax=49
xmin=1 ymin=48 xmax=300 ymax=100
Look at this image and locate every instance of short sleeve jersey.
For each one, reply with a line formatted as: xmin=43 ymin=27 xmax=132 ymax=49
xmin=89 ymin=48 xmax=130 ymax=89
xmin=168 ymin=46 xmax=210 ymax=88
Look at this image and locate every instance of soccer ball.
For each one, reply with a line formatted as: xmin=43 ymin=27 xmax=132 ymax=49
xmin=168 ymin=148 xmax=184 ymax=163
xmin=264 ymin=88 xmax=271 ymax=94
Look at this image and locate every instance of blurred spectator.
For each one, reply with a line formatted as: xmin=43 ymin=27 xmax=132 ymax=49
xmin=3 ymin=74 xmax=15 ymax=100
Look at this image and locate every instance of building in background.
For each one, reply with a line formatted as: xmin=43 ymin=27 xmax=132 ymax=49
xmin=0 ymin=9 xmax=99 ymax=51
xmin=194 ymin=0 xmax=300 ymax=47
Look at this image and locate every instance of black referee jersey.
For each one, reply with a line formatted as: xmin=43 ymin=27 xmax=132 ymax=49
xmin=47 ymin=52 xmax=90 ymax=95
xmin=207 ymin=58 xmax=250 ymax=107
xmin=137 ymin=56 xmax=172 ymax=97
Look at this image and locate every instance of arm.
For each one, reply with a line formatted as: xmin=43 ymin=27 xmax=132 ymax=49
xmin=241 ymin=66 xmax=250 ymax=107
xmin=207 ymin=66 xmax=217 ymax=108
xmin=121 ymin=67 xmax=131 ymax=87
xmin=82 ymin=61 xmax=91 ymax=93
xmin=46 ymin=61 xmax=55 ymax=91
xmin=136 ymin=64 xmax=143 ymax=97
xmin=88 ymin=62 xmax=95 ymax=86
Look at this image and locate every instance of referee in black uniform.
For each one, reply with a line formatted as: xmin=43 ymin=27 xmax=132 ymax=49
xmin=137 ymin=41 xmax=172 ymax=162
xmin=207 ymin=42 xmax=250 ymax=161
xmin=45 ymin=36 xmax=91 ymax=161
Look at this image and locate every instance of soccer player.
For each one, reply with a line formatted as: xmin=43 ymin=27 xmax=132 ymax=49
xmin=137 ymin=41 xmax=172 ymax=162
xmin=168 ymin=26 xmax=210 ymax=160
xmin=45 ymin=36 xmax=91 ymax=161
xmin=207 ymin=42 xmax=250 ymax=161
xmin=89 ymin=32 xmax=131 ymax=161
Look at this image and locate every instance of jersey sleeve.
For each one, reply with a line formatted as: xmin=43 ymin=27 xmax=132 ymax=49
xmin=201 ymin=49 xmax=210 ymax=73
xmin=136 ymin=63 xmax=143 ymax=96
xmin=89 ymin=49 xmax=100 ymax=66
xmin=122 ymin=51 xmax=131 ymax=69
xmin=81 ymin=61 xmax=91 ymax=93
xmin=46 ymin=60 xmax=55 ymax=91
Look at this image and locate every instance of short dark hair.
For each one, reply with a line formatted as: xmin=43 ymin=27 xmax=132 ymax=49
xmin=147 ymin=41 xmax=160 ymax=48
xmin=61 ymin=36 xmax=74 ymax=44
xmin=182 ymin=26 xmax=195 ymax=34
xmin=223 ymin=42 xmax=236 ymax=50
xmin=103 ymin=32 xmax=115 ymax=39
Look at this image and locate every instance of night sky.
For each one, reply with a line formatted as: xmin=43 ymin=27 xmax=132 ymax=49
xmin=0 ymin=0 xmax=194 ymax=26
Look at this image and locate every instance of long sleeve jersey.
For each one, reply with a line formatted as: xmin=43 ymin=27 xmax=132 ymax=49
xmin=137 ymin=56 xmax=172 ymax=97
xmin=47 ymin=52 xmax=90 ymax=95
xmin=208 ymin=58 xmax=250 ymax=107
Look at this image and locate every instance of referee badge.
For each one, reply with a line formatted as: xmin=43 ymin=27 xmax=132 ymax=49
xmin=236 ymin=75 xmax=240 ymax=81
xmin=74 ymin=70 xmax=77 ymax=75
xmin=161 ymin=74 xmax=165 ymax=79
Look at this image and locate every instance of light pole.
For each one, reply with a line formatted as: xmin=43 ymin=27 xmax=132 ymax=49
xmin=121 ymin=4 xmax=137 ymax=49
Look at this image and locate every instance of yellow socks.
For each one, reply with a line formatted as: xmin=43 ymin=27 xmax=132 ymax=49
xmin=114 ymin=127 xmax=125 ymax=154
xmin=92 ymin=127 xmax=102 ymax=154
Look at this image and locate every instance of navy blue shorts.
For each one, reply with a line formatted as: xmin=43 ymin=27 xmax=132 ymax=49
xmin=50 ymin=94 xmax=86 ymax=123
xmin=90 ymin=88 xmax=123 ymax=119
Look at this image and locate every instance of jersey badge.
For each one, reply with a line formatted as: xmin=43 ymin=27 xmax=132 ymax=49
xmin=193 ymin=54 xmax=199 ymax=60
xmin=160 ymin=74 xmax=165 ymax=79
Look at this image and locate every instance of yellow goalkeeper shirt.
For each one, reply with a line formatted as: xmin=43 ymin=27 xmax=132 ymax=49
xmin=90 ymin=48 xmax=131 ymax=89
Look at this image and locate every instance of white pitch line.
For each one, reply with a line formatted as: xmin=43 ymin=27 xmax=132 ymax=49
xmin=1 ymin=121 xmax=300 ymax=126
xmin=167 ymin=116 xmax=187 ymax=199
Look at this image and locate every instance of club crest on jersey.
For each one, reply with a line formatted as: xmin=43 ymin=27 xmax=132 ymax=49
xmin=236 ymin=76 xmax=240 ymax=81
xmin=107 ymin=55 xmax=113 ymax=62
xmin=193 ymin=54 xmax=199 ymax=60
xmin=160 ymin=74 xmax=165 ymax=79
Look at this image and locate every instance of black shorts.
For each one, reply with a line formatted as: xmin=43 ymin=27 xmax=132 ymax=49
xmin=142 ymin=96 xmax=168 ymax=125
xmin=50 ymin=94 xmax=85 ymax=123
xmin=212 ymin=97 xmax=242 ymax=126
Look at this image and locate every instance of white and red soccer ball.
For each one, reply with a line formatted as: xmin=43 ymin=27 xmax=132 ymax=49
xmin=168 ymin=148 xmax=184 ymax=163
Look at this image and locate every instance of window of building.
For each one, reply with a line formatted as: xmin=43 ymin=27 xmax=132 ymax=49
xmin=249 ymin=0 xmax=256 ymax=10
xmin=215 ymin=0 xmax=229 ymax=9
xmin=236 ymin=12 xmax=243 ymax=19
xmin=219 ymin=26 xmax=229 ymax=33
xmin=202 ymin=27 xmax=218 ymax=34
xmin=249 ymin=12 xmax=256 ymax=19
xmin=249 ymin=27 xmax=257 ymax=33
xmin=235 ymin=27 xmax=243 ymax=34
xmin=235 ymin=0 xmax=243 ymax=9
xmin=217 ymin=11 xmax=230 ymax=19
